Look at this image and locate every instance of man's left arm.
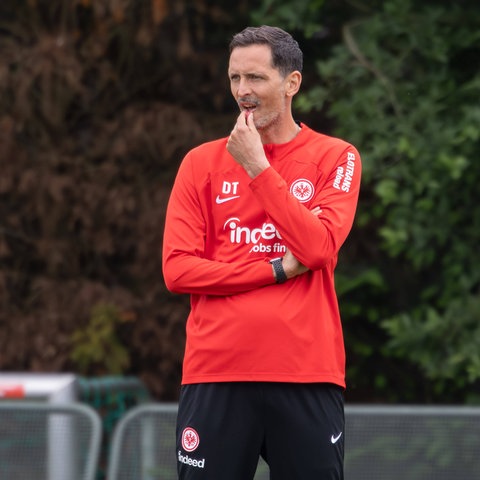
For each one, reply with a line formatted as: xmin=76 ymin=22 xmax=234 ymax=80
xmin=250 ymin=146 xmax=362 ymax=270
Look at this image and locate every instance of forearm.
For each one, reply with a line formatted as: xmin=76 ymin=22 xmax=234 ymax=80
xmin=162 ymin=252 xmax=275 ymax=296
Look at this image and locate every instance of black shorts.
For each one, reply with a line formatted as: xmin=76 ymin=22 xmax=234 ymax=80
xmin=176 ymin=382 xmax=344 ymax=480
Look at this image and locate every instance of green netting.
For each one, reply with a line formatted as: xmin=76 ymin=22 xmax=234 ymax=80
xmin=78 ymin=376 xmax=150 ymax=480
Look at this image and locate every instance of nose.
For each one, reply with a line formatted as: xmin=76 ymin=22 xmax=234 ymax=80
xmin=236 ymin=78 xmax=252 ymax=97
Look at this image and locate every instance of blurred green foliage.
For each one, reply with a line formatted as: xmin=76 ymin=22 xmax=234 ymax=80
xmin=71 ymin=303 xmax=131 ymax=375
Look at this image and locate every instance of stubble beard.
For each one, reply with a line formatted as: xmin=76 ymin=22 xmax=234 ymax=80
xmin=254 ymin=107 xmax=286 ymax=136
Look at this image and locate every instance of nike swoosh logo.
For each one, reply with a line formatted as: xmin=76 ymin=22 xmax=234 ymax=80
xmin=331 ymin=432 xmax=343 ymax=444
xmin=215 ymin=195 xmax=240 ymax=204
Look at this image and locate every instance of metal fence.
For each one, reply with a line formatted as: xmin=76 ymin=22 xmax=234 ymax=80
xmin=0 ymin=401 xmax=102 ymax=480
xmin=106 ymin=403 xmax=480 ymax=480
xmin=2 ymin=401 xmax=480 ymax=479
xmin=345 ymin=405 xmax=480 ymax=480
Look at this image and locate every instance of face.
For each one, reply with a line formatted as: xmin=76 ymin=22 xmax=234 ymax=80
xmin=228 ymin=44 xmax=291 ymax=131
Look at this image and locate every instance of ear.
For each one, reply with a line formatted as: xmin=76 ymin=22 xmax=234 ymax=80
xmin=285 ymin=71 xmax=302 ymax=97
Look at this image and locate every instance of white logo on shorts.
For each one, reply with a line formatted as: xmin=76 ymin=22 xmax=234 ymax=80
xmin=182 ymin=427 xmax=200 ymax=452
xmin=331 ymin=432 xmax=343 ymax=444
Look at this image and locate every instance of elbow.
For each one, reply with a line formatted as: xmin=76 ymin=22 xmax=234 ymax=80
xmin=163 ymin=274 xmax=177 ymax=293
xmin=162 ymin=261 xmax=184 ymax=294
xmin=163 ymin=271 xmax=175 ymax=293
xmin=303 ymin=253 xmax=336 ymax=271
xmin=163 ymin=271 xmax=186 ymax=294
xmin=298 ymin=228 xmax=343 ymax=270
xmin=296 ymin=239 xmax=340 ymax=271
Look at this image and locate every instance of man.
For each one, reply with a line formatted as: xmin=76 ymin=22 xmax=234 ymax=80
xmin=162 ymin=25 xmax=361 ymax=480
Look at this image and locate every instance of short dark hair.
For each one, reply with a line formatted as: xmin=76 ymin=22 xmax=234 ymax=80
xmin=229 ymin=25 xmax=303 ymax=77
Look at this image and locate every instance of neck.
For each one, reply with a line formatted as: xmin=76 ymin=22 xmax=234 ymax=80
xmin=259 ymin=119 xmax=301 ymax=145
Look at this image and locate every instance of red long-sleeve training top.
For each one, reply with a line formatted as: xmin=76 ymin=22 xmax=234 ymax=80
xmin=162 ymin=123 xmax=361 ymax=387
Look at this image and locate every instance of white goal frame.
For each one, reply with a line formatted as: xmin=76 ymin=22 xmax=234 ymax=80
xmin=0 ymin=373 xmax=79 ymax=480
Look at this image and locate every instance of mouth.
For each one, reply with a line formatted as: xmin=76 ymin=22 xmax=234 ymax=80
xmin=239 ymin=100 xmax=259 ymax=113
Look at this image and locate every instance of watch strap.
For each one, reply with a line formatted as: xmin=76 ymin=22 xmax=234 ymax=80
xmin=270 ymin=257 xmax=287 ymax=284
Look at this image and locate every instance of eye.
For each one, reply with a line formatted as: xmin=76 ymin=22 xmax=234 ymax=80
xmin=229 ymin=74 xmax=240 ymax=82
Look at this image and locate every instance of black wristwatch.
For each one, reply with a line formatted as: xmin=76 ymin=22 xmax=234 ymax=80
xmin=270 ymin=257 xmax=288 ymax=284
